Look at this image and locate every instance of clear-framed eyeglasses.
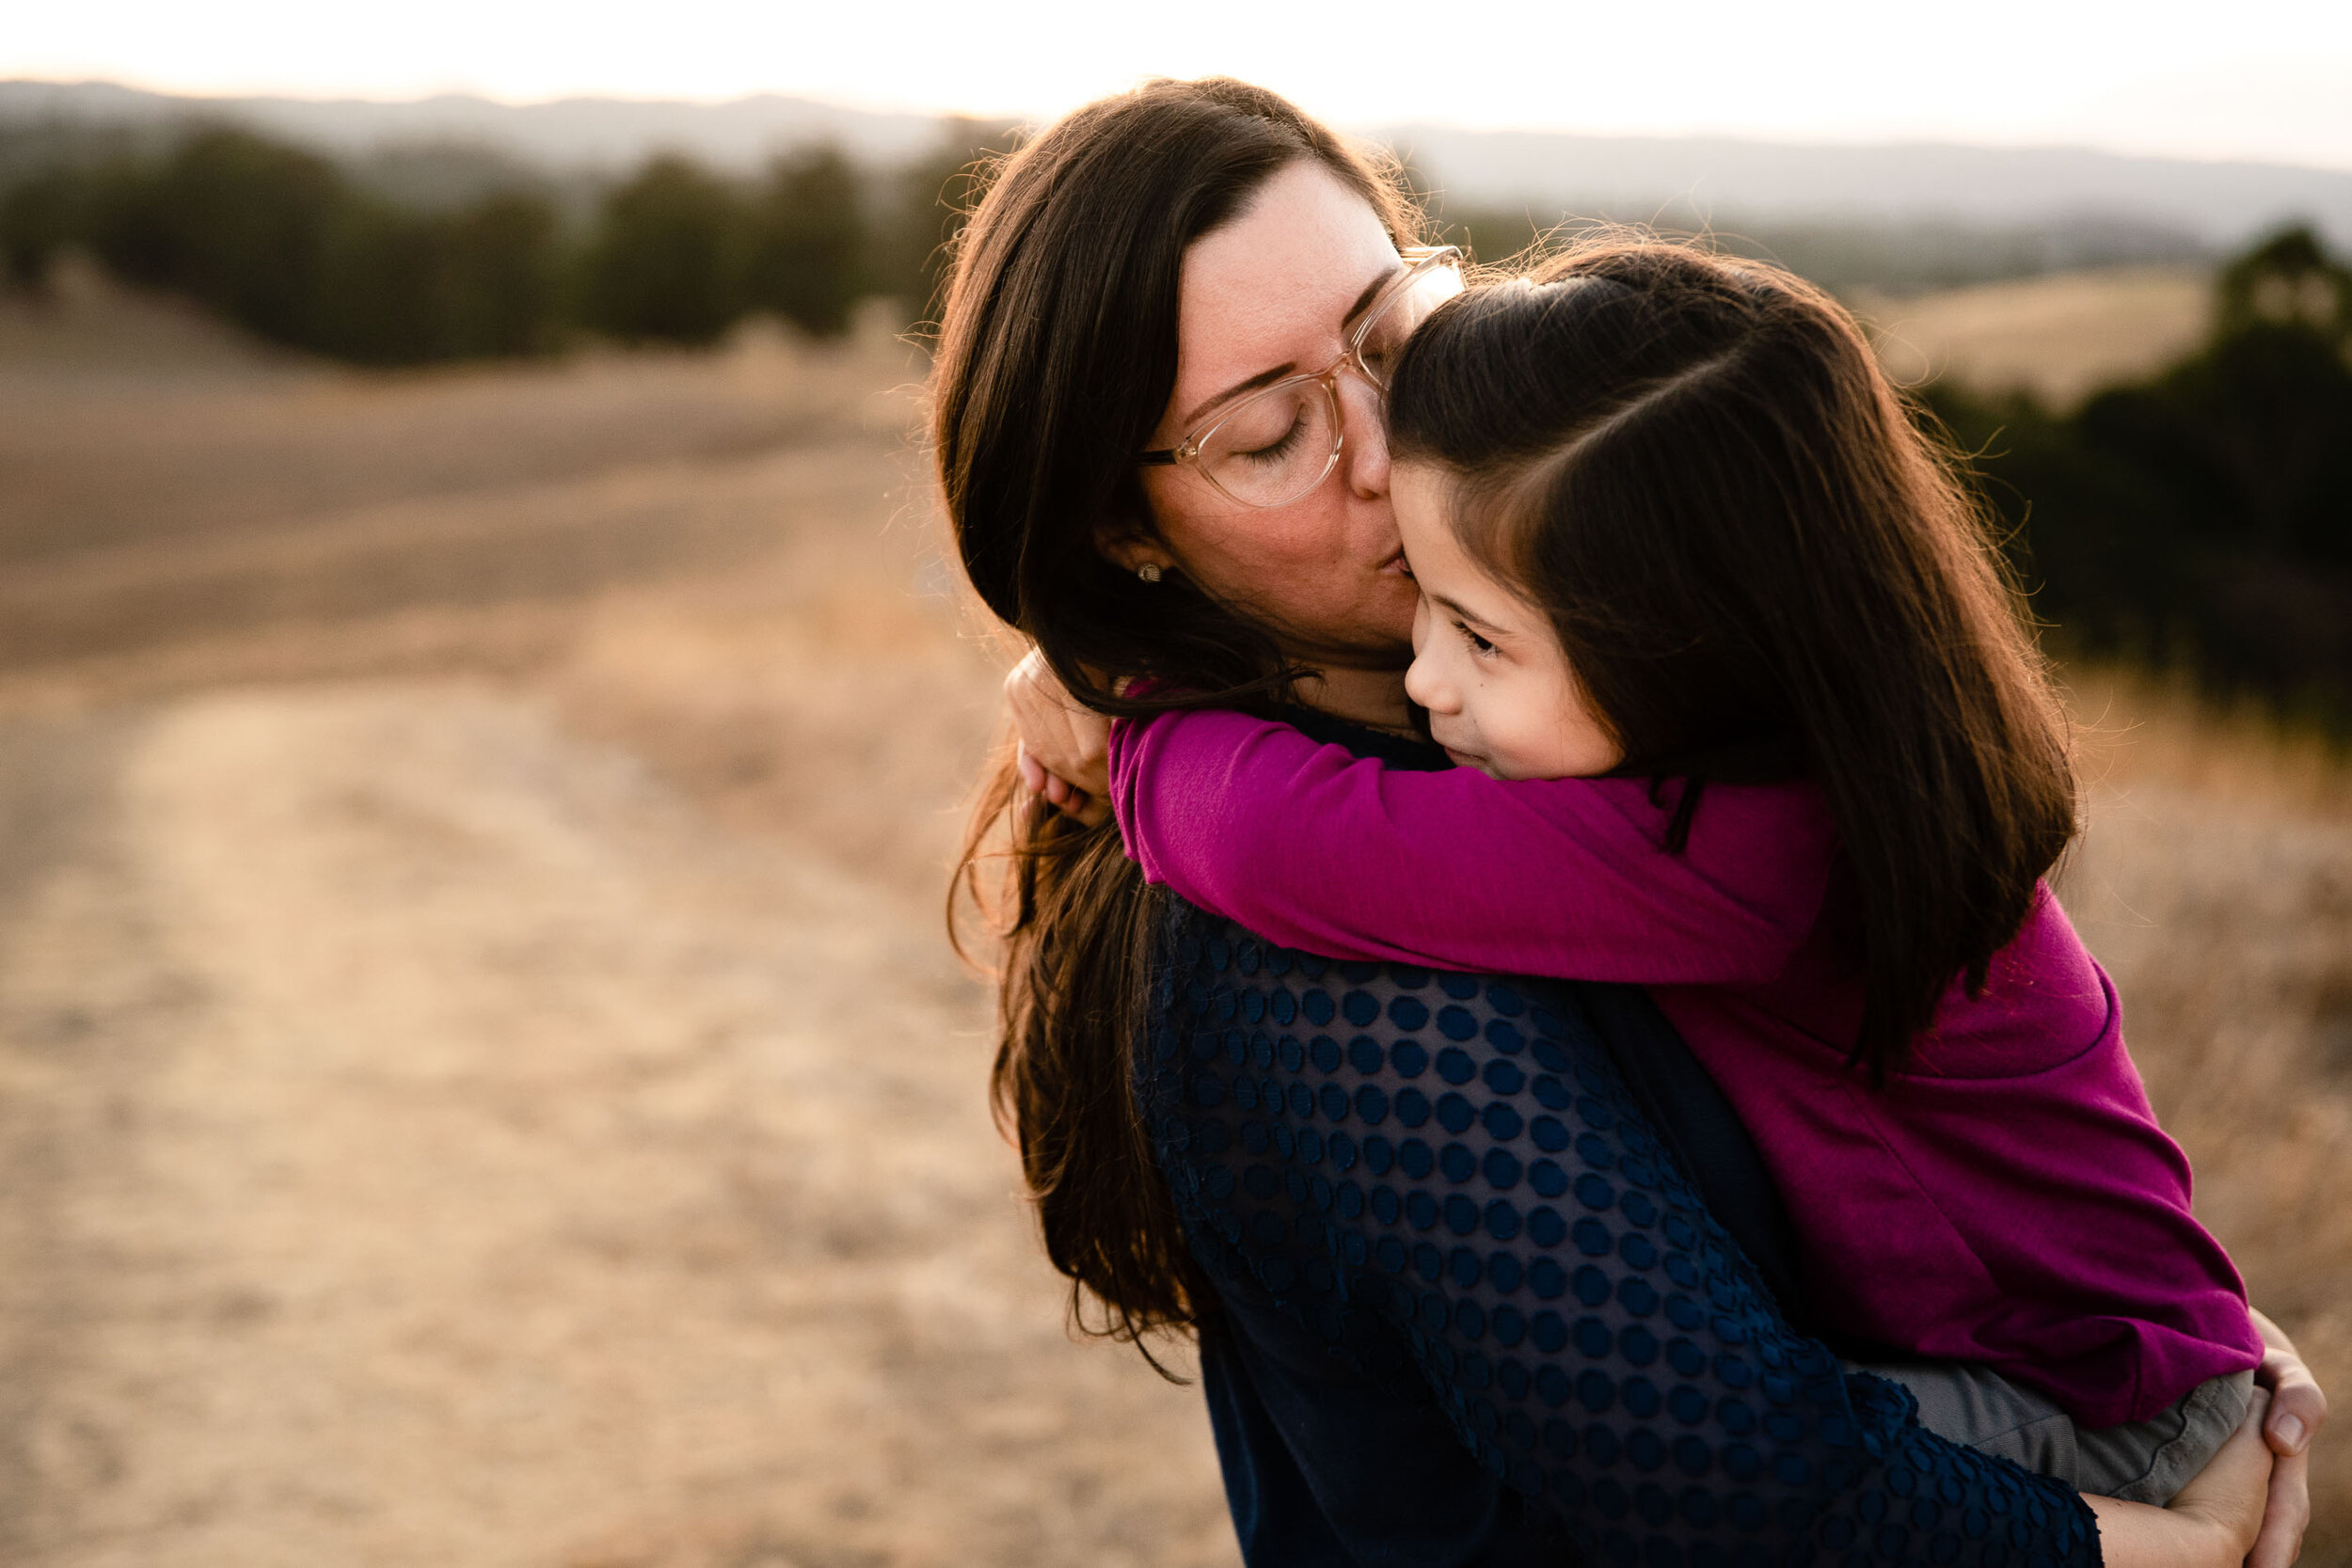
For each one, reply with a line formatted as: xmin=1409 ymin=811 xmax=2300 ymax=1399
xmin=1136 ymin=245 xmax=1465 ymax=509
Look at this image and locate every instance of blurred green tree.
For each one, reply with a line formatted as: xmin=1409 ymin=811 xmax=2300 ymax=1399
xmin=1932 ymin=224 xmax=2352 ymax=727
xmin=435 ymin=192 xmax=564 ymax=358
xmin=1 ymin=166 xmax=84 ymax=292
xmin=577 ymin=155 xmax=752 ymax=346
xmin=71 ymin=125 xmax=565 ymax=365
xmin=304 ymin=194 xmax=557 ymax=364
xmin=871 ymin=119 xmax=1018 ymax=329
xmin=745 ymin=143 xmax=865 ymax=339
xmin=310 ymin=200 xmax=448 ymax=362
xmin=2217 ymin=224 xmax=2352 ymax=343
xmin=88 ymin=127 xmax=346 ymax=345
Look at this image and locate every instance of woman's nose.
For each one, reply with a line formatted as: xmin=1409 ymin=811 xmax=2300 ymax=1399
xmin=1339 ymin=376 xmax=1389 ymax=499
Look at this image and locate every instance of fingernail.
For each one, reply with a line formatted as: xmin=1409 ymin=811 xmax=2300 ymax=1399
xmin=2273 ymin=1414 xmax=2307 ymax=1453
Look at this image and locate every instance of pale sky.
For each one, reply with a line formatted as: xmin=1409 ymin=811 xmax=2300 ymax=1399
xmin=9 ymin=0 xmax=2352 ymax=168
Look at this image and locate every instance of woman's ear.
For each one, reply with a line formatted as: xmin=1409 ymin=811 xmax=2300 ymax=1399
xmin=1095 ymin=518 xmax=1173 ymax=579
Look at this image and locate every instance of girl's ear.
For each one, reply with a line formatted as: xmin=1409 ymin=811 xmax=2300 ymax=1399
xmin=1095 ymin=518 xmax=1173 ymax=578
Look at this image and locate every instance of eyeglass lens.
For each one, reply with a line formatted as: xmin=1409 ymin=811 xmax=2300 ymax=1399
xmin=1194 ymin=382 xmax=1343 ymax=508
xmin=1192 ymin=257 xmax=1462 ymax=507
xmin=1353 ymin=256 xmax=1458 ymax=388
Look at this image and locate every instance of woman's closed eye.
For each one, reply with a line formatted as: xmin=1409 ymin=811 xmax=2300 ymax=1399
xmin=1234 ymin=410 xmax=1309 ymax=466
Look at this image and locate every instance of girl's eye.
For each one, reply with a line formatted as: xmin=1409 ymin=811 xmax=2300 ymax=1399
xmin=1455 ymin=621 xmax=1497 ymax=657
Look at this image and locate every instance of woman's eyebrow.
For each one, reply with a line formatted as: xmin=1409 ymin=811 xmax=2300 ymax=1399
xmin=1178 ymin=362 xmax=1297 ymax=431
xmin=1338 ymin=261 xmax=1402 ymax=329
xmin=1173 ymin=261 xmax=1405 ymax=431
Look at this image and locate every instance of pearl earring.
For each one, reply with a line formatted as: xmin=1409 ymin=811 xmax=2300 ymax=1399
xmin=1136 ymin=562 xmax=1163 ymax=583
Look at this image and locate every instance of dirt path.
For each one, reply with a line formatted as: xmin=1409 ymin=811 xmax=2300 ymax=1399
xmin=0 ymin=295 xmax=1240 ymax=1568
xmin=0 ymin=684 xmax=1232 ymax=1567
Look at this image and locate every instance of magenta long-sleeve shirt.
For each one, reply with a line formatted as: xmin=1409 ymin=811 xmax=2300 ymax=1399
xmin=1107 ymin=707 xmax=2262 ymax=1430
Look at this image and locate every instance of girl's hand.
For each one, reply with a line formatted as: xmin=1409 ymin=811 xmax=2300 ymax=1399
xmin=2249 ymin=1308 xmax=2328 ymax=1568
xmin=1006 ymin=648 xmax=1112 ymax=829
xmin=2086 ymin=1386 xmax=2274 ymax=1568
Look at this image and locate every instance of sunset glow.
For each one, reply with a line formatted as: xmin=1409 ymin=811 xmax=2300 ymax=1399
xmin=8 ymin=0 xmax=2352 ymax=167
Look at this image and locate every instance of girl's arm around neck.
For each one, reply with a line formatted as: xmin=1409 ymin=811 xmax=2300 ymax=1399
xmin=1105 ymin=706 xmax=1830 ymax=986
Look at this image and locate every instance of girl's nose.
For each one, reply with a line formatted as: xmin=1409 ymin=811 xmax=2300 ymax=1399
xmin=1404 ymin=623 xmax=1455 ymax=715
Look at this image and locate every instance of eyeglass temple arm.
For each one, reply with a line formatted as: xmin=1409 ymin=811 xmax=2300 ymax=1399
xmin=1136 ymin=450 xmax=1180 ymax=466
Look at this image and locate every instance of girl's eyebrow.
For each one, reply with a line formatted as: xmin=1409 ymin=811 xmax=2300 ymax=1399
xmin=1429 ymin=591 xmax=1510 ymax=636
xmin=1173 ymin=261 xmax=1404 ymax=430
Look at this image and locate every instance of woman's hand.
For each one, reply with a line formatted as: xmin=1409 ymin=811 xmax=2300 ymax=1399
xmin=1006 ymin=647 xmax=1112 ymax=829
xmin=2086 ymin=1386 xmax=2274 ymax=1568
xmin=2248 ymin=1308 xmax=2328 ymax=1568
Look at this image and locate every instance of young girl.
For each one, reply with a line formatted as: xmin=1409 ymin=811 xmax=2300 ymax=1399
xmin=1079 ymin=241 xmax=2264 ymax=1505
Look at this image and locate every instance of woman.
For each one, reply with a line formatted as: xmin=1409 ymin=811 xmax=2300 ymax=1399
xmin=937 ymin=76 xmax=2323 ymax=1565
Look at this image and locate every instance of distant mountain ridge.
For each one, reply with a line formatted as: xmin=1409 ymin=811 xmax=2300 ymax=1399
xmin=1381 ymin=124 xmax=2352 ymax=245
xmin=0 ymin=79 xmax=951 ymax=170
xmin=8 ymin=78 xmax=2351 ymax=245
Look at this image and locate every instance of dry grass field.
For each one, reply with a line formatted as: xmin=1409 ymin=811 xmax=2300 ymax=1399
xmin=0 ymin=261 xmax=2343 ymax=1566
xmin=2055 ymin=673 xmax=2352 ymax=1562
xmin=1855 ymin=265 xmax=2211 ymax=407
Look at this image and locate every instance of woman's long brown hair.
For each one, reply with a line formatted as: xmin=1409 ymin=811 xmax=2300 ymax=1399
xmin=1387 ymin=241 xmax=2078 ymax=1078
xmin=932 ymin=80 xmax=1420 ymax=1349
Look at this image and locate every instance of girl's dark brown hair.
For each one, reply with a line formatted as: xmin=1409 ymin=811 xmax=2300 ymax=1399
xmin=934 ymin=78 xmax=1420 ymax=1348
xmin=1387 ymin=240 xmax=2077 ymax=1078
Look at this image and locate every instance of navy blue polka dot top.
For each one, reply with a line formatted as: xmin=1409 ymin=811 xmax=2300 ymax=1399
xmin=1136 ymin=724 xmax=2103 ymax=1568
